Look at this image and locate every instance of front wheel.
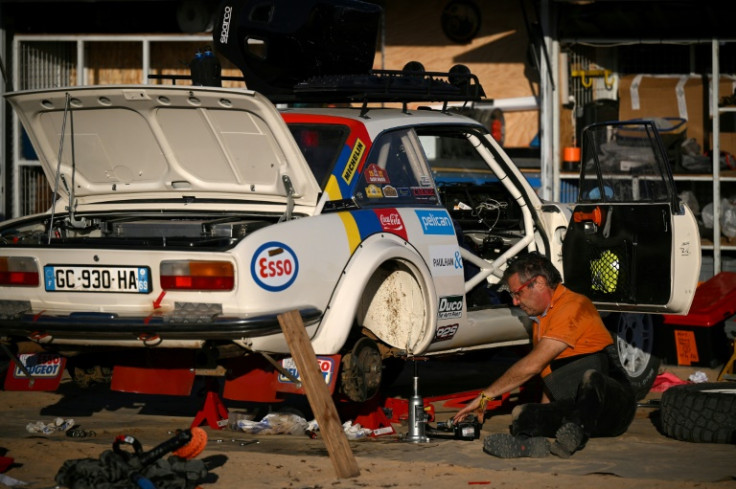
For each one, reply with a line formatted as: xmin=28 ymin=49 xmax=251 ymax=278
xmin=604 ymin=312 xmax=661 ymax=400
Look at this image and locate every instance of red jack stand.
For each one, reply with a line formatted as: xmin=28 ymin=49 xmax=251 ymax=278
xmin=337 ymin=396 xmax=396 ymax=436
xmin=191 ymin=379 xmax=229 ymax=430
xmin=353 ymin=397 xmax=396 ymax=436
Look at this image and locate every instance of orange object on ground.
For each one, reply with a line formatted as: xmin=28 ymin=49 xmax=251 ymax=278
xmin=173 ymin=427 xmax=208 ymax=459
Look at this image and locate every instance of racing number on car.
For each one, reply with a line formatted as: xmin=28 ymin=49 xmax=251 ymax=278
xmin=251 ymin=241 xmax=299 ymax=292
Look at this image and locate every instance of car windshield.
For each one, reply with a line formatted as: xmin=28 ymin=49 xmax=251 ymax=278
xmin=287 ymin=123 xmax=350 ymax=189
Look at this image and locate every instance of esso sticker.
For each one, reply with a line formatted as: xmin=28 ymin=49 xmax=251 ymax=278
xmin=251 ymin=241 xmax=299 ymax=292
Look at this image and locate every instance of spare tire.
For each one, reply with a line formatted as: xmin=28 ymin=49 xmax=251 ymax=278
xmin=660 ymin=382 xmax=736 ymax=444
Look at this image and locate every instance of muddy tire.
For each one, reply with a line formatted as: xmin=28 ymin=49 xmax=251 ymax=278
xmin=604 ymin=312 xmax=660 ymax=400
xmin=660 ymin=382 xmax=736 ymax=444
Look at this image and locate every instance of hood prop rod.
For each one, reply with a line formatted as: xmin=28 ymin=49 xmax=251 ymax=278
xmin=47 ymin=94 xmax=71 ymax=244
xmin=279 ymin=174 xmax=295 ymax=222
xmin=47 ymin=93 xmax=88 ymax=244
xmin=65 ymin=102 xmax=88 ymax=230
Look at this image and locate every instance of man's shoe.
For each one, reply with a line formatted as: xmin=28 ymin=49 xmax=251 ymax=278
xmin=550 ymin=422 xmax=585 ymax=458
xmin=483 ymin=433 xmax=550 ymax=458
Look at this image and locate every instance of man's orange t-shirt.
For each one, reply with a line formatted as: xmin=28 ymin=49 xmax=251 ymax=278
xmin=534 ymin=284 xmax=613 ymax=378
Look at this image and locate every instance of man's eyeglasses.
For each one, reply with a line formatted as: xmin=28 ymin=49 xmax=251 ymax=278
xmin=510 ymin=276 xmax=537 ymax=299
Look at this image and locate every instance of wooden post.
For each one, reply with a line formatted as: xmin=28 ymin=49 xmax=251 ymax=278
xmin=277 ymin=310 xmax=360 ymax=479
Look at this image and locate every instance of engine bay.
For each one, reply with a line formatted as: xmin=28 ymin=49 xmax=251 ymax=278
xmin=0 ymin=213 xmax=274 ymax=249
xmin=437 ymin=181 xmax=524 ymax=261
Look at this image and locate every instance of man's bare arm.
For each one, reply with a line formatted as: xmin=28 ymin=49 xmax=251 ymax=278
xmin=452 ymin=337 xmax=568 ymax=423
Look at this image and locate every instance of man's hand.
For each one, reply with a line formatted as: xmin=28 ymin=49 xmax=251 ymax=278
xmin=452 ymin=393 xmax=488 ymax=424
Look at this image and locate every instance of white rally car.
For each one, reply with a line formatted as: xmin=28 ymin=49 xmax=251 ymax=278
xmin=0 ymin=72 xmax=700 ymax=403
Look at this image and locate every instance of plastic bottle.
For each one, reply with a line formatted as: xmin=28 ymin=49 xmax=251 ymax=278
xmin=190 ymin=49 xmax=204 ymax=85
xmin=200 ymin=46 xmax=222 ymax=87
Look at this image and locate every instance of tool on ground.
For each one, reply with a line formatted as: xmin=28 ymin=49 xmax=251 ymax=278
xmin=425 ymin=414 xmax=482 ymax=441
xmin=112 ymin=427 xmax=207 ymax=465
xmin=55 ymin=427 xmax=210 ymax=489
xmin=404 ymin=359 xmax=430 ymax=443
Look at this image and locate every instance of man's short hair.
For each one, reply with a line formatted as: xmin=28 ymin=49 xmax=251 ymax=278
xmin=503 ymin=252 xmax=562 ymax=288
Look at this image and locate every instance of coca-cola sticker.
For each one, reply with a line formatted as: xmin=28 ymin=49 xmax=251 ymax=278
xmin=373 ymin=208 xmax=408 ymax=241
xmin=251 ymin=241 xmax=299 ymax=292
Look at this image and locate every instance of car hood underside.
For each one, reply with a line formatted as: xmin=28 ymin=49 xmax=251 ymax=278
xmin=5 ymin=85 xmax=322 ymax=208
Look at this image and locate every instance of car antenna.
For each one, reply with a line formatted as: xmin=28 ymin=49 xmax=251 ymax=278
xmin=359 ymin=97 xmax=370 ymax=119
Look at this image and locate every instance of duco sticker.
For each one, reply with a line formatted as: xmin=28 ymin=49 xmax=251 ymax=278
xmin=251 ymin=241 xmax=299 ymax=292
xmin=438 ymin=295 xmax=463 ymax=319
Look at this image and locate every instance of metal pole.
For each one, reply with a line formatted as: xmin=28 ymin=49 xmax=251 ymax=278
xmin=712 ymin=39 xmax=721 ymax=275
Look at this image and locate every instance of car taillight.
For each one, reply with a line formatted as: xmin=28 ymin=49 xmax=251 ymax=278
xmin=0 ymin=256 xmax=39 ymax=287
xmin=160 ymin=260 xmax=234 ymax=291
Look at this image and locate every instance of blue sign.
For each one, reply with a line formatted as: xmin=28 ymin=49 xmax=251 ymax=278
xmin=415 ymin=210 xmax=455 ymax=235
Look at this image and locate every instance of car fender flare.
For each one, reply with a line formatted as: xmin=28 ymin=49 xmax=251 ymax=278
xmin=309 ymin=233 xmax=437 ymax=355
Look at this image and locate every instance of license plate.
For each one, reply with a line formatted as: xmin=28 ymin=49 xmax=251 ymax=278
xmin=44 ymin=265 xmax=151 ymax=293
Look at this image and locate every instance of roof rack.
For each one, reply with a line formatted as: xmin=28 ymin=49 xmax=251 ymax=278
xmin=293 ymin=66 xmax=486 ymax=104
xmin=148 ymin=64 xmax=486 ymax=110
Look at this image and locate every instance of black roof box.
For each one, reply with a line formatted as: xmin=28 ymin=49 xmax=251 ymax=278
xmin=213 ymin=0 xmax=381 ymax=98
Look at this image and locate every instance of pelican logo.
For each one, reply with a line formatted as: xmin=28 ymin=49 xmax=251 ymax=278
xmin=416 ymin=210 xmax=454 ymax=235
xmin=220 ymin=5 xmax=233 ymax=44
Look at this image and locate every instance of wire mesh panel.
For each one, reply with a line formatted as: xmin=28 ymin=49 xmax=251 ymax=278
xmin=20 ymin=166 xmax=53 ymax=216
xmin=12 ymin=41 xmax=76 ymax=217
xmin=17 ymin=41 xmax=76 ymax=89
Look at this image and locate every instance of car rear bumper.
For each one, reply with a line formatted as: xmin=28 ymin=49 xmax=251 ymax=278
xmin=0 ymin=300 xmax=322 ymax=342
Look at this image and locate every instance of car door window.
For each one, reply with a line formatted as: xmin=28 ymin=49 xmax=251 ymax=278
xmin=578 ymin=122 xmax=674 ymax=204
xmin=288 ymin=123 xmax=350 ymax=189
xmin=353 ymin=129 xmax=438 ymax=206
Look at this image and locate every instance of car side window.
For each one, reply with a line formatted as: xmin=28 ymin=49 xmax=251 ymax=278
xmin=353 ymin=129 xmax=438 ymax=206
xmin=287 ymin=123 xmax=349 ymax=189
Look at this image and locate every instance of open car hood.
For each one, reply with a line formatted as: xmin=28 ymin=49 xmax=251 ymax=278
xmin=5 ymin=85 xmax=321 ymax=207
